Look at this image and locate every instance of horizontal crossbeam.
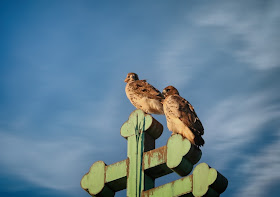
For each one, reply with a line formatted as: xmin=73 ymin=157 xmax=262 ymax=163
xmin=142 ymin=163 xmax=228 ymax=197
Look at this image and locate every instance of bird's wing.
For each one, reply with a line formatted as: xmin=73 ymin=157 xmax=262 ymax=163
xmin=130 ymin=80 xmax=164 ymax=101
xmin=169 ymin=95 xmax=204 ymax=135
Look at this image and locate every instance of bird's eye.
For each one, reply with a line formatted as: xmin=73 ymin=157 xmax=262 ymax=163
xmin=166 ymin=89 xmax=170 ymax=92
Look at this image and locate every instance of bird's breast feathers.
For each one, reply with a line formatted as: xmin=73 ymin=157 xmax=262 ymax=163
xmin=166 ymin=114 xmax=195 ymax=143
xmin=125 ymin=82 xmax=164 ymax=114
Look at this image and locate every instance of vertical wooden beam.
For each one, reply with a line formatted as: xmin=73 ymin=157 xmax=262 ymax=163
xmin=121 ymin=110 xmax=163 ymax=196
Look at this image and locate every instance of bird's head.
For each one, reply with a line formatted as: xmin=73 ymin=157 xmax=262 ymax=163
xmin=162 ymin=86 xmax=180 ymax=97
xmin=124 ymin=72 xmax=139 ymax=83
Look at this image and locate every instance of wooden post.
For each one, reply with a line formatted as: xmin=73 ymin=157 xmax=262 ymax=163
xmin=120 ymin=110 xmax=163 ymax=196
xmin=81 ymin=109 xmax=228 ymax=196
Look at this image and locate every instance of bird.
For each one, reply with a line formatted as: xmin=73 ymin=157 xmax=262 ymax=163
xmin=162 ymin=86 xmax=204 ymax=147
xmin=124 ymin=72 xmax=164 ymax=114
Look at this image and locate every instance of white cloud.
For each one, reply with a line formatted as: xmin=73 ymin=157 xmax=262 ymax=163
xmin=237 ymin=132 xmax=280 ymax=197
xmin=200 ymin=90 xmax=280 ymax=196
xmin=0 ymin=132 xmax=100 ymax=191
xmin=154 ymin=27 xmax=212 ymax=89
xmin=155 ymin=34 xmax=194 ymax=88
xmin=193 ymin=0 xmax=280 ymax=70
xmin=203 ymin=91 xmax=280 ymax=169
xmin=0 ymin=72 xmax=127 ymax=192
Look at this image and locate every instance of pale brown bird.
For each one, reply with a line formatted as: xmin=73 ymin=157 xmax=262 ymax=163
xmin=124 ymin=73 xmax=164 ymax=114
xmin=162 ymin=86 xmax=204 ymax=147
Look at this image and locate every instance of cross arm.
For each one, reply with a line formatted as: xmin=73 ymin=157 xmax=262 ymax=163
xmin=142 ymin=163 xmax=228 ymax=197
xmin=81 ymin=159 xmax=128 ymax=196
xmin=143 ymin=134 xmax=202 ymax=178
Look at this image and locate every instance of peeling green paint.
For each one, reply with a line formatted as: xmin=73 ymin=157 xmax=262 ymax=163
xmin=81 ymin=109 xmax=228 ymax=197
xmin=106 ymin=159 xmax=127 ymax=183
xmin=142 ymin=175 xmax=193 ymax=197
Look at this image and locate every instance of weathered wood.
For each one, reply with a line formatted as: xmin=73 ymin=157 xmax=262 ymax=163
xmin=167 ymin=134 xmax=202 ymax=176
xmin=142 ymin=175 xmax=193 ymax=197
xmin=81 ymin=161 xmax=115 ymax=197
xmin=81 ymin=109 xmax=228 ymax=197
xmin=143 ymin=146 xmax=173 ymax=179
xmin=143 ymin=163 xmax=227 ymax=197
xmin=120 ymin=109 xmax=163 ymax=197
xmin=120 ymin=109 xmax=163 ymax=140
xmin=143 ymin=134 xmax=202 ymax=179
xmin=106 ymin=159 xmax=128 ymax=192
xmin=81 ymin=159 xmax=129 ymax=195
xmin=193 ymin=163 xmax=228 ymax=197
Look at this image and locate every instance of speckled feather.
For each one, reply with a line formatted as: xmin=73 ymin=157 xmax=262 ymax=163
xmin=128 ymin=80 xmax=164 ymax=101
xmin=163 ymin=86 xmax=204 ymax=146
xmin=165 ymin=95 xmax=204 ymax=135
xmin=125 ymin=73 xmax=164 ymax=114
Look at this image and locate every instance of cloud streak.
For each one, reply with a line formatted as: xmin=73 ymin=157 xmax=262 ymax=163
xmin=193 ymin=0 xmax=280 ymax=70
xmin=203 ymin=90 xmax=280 ymax=169
xmin=200 ymin=89 xmax=280 ymax=197
xmin=0 ymin=132 xmax=101 ymax=191
xmin=237 ymin=132 xmax=280 ymax=197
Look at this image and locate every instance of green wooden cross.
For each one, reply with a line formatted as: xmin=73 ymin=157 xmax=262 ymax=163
xmin=81 ymin=109 xmax=228 ymax=196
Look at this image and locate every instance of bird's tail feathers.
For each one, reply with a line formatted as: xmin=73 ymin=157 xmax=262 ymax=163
xmin=194 ymin=134 xmax=205 ymax=147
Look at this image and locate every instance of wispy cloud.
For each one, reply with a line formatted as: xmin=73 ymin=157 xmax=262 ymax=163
xmin=237 ymin=132 xmax=280 ymax=197
xmin=0 ymin=132 xmax=101 ymax=191
xmin=200 ymin=89 xmax=280 ymax=197
xmin=155 ymin=34 xmax=194 ymax=88
xmin=203 ymin=90 xmax=280 ymax=169
xmin=154 ymin=27 xmax=212 ymax=89
xmin=0 ymin=62 xmax=127 ymax=192
xmin=192 ymin=0 xmax=280 ymax=70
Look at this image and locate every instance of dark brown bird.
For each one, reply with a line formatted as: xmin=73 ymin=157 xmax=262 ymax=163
xmin=124 ymin=73 xmax=164 ymax=114
xmin=162 ymin=86 xmax=204 ymax=147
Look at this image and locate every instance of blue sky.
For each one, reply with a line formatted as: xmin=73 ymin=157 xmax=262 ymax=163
xmin=1 ymin=0 xmax=280 ymax=196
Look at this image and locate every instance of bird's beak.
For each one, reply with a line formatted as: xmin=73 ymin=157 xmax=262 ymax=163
xmin=124 ymin=78 xmax=129 ymax=83
xmin=162 ymin=90 xmax=166 ymax=97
